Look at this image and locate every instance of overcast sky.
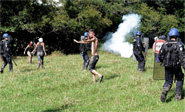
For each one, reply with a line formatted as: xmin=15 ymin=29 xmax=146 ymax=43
xmin=37 ymin=0 xmax=62 ymax=7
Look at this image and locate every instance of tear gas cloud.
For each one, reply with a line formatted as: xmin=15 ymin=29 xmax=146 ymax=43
xmin=101 ymin=14 xmax=141 ymax=58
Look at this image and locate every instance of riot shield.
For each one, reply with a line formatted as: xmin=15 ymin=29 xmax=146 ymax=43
xmin=80 ymin=36 xmax=84 ymax=40
xmin=153 ymin=39 xmax=166 ymax=80
xmin=142 ymin=37 xmax=149 ymax=61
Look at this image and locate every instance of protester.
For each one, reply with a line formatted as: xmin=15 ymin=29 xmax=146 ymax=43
xmin=32 ymin=38 xmax=47 ymax=69
xmin=24 ymin=41 xmax=34 ymax=63
xmin=74 ymin=29 xmax=103 ymax=83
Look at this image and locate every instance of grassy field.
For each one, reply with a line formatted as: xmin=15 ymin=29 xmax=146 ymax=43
xmin=0 ymin=49 xmax=184 ymax=112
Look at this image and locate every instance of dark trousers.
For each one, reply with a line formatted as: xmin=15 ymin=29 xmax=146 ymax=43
xmin=163 ymin=67 xmax=184 ymax=94
xmin=1 ymin=55 xmax=13 ymax=71
xmin=134 ymin=51 xmax=145 ymax=71
xmin=82 ymin=53 xmax=89 ymax=70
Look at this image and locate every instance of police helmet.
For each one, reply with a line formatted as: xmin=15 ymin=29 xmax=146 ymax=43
xmin=161 ymin=35 xmax=166 ymax=39
xmin=3 ymin=33 xmax=9 ymax=38
xmin=84 ymin=32 xmax=88 ymax=37
xmin=168 ymin=28 xmax=179 ymax=37
xmin=136 ymin=31 xmax=142 ymax=36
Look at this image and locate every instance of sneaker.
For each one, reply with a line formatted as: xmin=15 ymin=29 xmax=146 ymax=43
xmin=175 ymin=94 xmax=182 ymax=101
xmin=161 ymin=92 xmax=167 ymax=102
xmin=100 ymin=75 xmax=104 ymax=83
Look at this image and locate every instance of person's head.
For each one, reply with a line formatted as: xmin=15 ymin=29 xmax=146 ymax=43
xmin=3 ymin=33 xmax=9 ymax=40
xmin=160 ymin=35 xmax=166 ymax=39
xmin=168 ymin=28 xmax=179 ymax=40
xmin=89 ymin=29 xmax=95 ymax=38
xmin=136 ymin=31 xmax=142 ymax=38
xmin=84 ymin=32 xmax=88 ymax=37
xmin=39 ymin=38 xmax=43 ymax=42
xmin=154 ymin=37 xmax=158 ymax=42
xmin=29 ymin=41 xmax=33 ymax=46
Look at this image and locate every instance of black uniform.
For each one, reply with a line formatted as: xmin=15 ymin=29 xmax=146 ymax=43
xmin=133 ymin=37 xmax=145 ymax=71
xmin=158 ymin=40 xmax=185 ymax=101
xmin=0 ymin=39 xmax=13 ymax=73
xmin=79 ymin=42 xmax=91 ymax=70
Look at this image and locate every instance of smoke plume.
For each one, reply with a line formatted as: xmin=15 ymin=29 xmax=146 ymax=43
xmin=101 ymin=14 xmax=141 ymax=58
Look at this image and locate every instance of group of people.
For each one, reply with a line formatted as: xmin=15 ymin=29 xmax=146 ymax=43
xmin=133 ymin=28 xmax=185 ymax=102
xmin=0 ymin=33 xmax=47 ymax=72
xmin=1 ymin=28 xmax=185 ymax=102
xmin=74 ymin=29 xmax=104 ymax=83
xmin=24 ymin=37 xmax=47 ymax=69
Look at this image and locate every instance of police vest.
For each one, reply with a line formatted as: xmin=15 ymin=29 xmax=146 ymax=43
xmin=133 ymin=37 xmax=143 ymax=53
xmin=0 ymin=40 xmax=11 ymax=54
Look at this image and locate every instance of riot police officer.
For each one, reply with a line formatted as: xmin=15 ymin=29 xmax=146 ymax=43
xmin=79 ymin=32 xmax=91 ymax=71
xmin=160 ymin=35 xmax=166 ymax=40
xmin=159 ymin=28 xmax=185 ymax=102
xmin=0 ymin=33 xmax=13 ymax=73
xmin=133 ymin=31 xmax=145 ymax=72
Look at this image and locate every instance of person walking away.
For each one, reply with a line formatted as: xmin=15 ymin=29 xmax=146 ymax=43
xmin=159 ymin=28 xmax=185 ymax=102
xmin=32 ymin=38 xmax=47 ymax=69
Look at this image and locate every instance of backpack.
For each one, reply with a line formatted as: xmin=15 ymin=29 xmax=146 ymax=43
xmin=163 ymin=42 xmax=180 ymax=67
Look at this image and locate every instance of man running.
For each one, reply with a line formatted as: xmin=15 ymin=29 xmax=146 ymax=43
xmin=74 ymin=29 xmax=103 ymax=83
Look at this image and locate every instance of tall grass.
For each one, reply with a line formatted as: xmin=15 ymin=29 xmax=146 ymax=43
xmin=0 ymin=49 xmax=184 ymax=112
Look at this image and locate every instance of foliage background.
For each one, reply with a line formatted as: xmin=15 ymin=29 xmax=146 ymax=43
xmin=0 ymin=0 xmax=184 ymax=55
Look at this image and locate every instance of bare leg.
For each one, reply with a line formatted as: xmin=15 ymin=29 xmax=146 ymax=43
xmin=91 ymin=70 xmax=102 ymax=78
xmin=91 ymin=70 xmax=104 ymax=83
xmin=29 ymin=56 xmax=32 ymax=63
xmin=92 ymin=74 xmax=96 ymax=82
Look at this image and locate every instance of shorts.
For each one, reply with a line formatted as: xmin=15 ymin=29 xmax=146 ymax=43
xmin=27 ymin=51 xmax=32 ymax=57
xmin=89 ymin=55 xmax=99 ymax=72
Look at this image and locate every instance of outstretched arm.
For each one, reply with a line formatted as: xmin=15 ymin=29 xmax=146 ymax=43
xmin=74 ymin=39 xmax=89 ymax=44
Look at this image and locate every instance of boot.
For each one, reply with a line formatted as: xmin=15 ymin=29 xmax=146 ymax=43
xmin=175 ymin=94 xmax=182 ymax=101
xmin=0 ymin=63 xmax=6 ymax=73
xmin=175 ymin=86 xmax=183 ymax=101
xmin=161 ymin=85 xmax=171 ymax=102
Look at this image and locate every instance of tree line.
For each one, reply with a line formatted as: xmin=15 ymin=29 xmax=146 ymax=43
xmin=0 ymin=0 xmax=184 ymax=55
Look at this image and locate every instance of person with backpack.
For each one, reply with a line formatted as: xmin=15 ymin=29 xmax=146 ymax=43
xmin=133 ymin=31 xmax=145 ymax=72
xmin=0 ymin=33 xmax=13 ymax=73
xmin=24 ymin=41 xmax=34 ymax=63
xmin=80 ymin=32 xmax=91 ymax=71
xmin=32 ymin=38 xmax=47 ymax=69
xmin=158 ymin=28 xmax=185 ymax=102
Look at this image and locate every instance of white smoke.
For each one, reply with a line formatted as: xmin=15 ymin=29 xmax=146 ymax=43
xmin=101 ymin=14 xmax=141 ymax=58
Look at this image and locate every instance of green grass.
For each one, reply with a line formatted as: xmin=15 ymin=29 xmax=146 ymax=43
xmin=0 ymin=49 xmax=184 ymax=112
